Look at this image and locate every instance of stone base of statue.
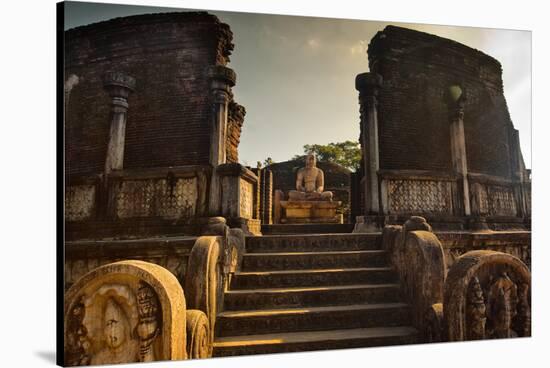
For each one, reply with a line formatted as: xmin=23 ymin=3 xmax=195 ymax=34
xmin=280 ymin=200 xmax=343 ymax=224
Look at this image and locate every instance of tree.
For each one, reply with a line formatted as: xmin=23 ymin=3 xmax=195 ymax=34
xmin=263 ymin=157 xmax=275 ymax=167
xmin=292 ymin=140 xmax=361 ymax=171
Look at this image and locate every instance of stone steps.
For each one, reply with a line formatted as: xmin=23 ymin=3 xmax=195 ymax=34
xmin=214 ymin=232 xmax=417 ymax=357
xmin=246 ymin=233 xmax=381 ymax=253
xmin=216 ymin=302 xmax=411 ymax=337
xmin=223 ymin=283 xmax=401 ymax=311
xmin=261 ymin=223 xmax=355 ymax=235
xmin=241 ymin=250 xmax=388 ymax=271
xmin=213 ymin=326 xmax=418 ymax=357
xmin=230 ymin=267 xmax=397 ymax=289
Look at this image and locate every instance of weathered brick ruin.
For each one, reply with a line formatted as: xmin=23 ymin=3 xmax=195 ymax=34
xmin=65 ymin=12 xmax=236 ymax=174
xmin=62 ymin=12 xmax=531 ymax=366
xmin=64 ymin=12 xmax=258 ymax=239
xmin=354 ymin=26 xmax=531 ymax=230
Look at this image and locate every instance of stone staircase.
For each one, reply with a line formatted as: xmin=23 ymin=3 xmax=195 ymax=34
xmin=213 ymin=233 xmax=418 ymax=357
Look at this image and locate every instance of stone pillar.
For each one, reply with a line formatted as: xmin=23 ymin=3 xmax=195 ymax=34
xmin=446 ymin=85 xmax=471 ymax=216
xmin=103 ymin=72 xmax=135 ymax=175
xmin=355 ymin=73 xmax=382 ymax=215
xmin=206 ymin=66 xmax=236 ymax=215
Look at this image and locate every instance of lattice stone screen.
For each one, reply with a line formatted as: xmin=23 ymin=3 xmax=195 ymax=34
xmin=387 ymin=179 xmax=453 ymax=214
xmin=115 ymin=177 xmax=198 ymax=219
xmin=239 ymin=179 xmax=254 ymax=219
xmin=487 ymin=184 xmax=517 ymax=217
xmin=65 ymin=184 xmax=96 ymax=221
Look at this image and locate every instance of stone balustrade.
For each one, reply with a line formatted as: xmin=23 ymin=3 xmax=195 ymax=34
xmin=382 ymin=216 xmax=531 ymax=343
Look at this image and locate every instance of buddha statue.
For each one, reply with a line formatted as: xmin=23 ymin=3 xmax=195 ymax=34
xmin=288 ymin=154 xmax=333 ymax=201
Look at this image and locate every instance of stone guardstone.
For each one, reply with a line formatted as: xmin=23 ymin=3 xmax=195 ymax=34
xmin=64 ymin=260 xmax=187 ymax=366
xmin=280 ymin=200 xmax=343 ymax=224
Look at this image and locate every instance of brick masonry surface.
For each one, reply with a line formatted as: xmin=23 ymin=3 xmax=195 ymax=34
xmin=64 ymin=12 xmax=237 ymax=177
xmin=368 ymin=26 xmax=521 ymax=178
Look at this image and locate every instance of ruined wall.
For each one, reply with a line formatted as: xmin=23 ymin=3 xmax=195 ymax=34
xmin=226 ymin=102 xmax=246 ymax=163
xmin=368 ymin=26 xmax=521 ymax=178
xmin=64 ymin=12 xmax=235 ymax=177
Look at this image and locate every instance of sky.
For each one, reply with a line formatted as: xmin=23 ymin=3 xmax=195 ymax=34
xmin=64 ymin=1 xmax=532 ymax=169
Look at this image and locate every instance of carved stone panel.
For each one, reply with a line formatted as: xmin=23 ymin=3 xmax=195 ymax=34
xmin=239 ymin=179 xmax=253 ymax=219
xmin=64 ymin=260 xmax=187 ymax=366
xmin=66 ymin=185 xmax=96 ymax=221
xmin=115 ymin=177 xmax=197 ymax=219
xmin=387 ymin=179 xmax=453 ymax=214
xmin=487 ymin=185 xmax=517 ymax=217
xmin=443 ymin=250 xmax=531 ymax=341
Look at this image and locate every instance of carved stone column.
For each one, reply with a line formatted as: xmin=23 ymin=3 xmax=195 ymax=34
xmin=206 ymin=66 xmax=236 ymax=215
xmin=103 ymin=72 xmax=135 ymax=175
xmin=355 ymin=73 xmax=382 ymax=215
xmin=446 ymin=85 xmax=471 ymax=216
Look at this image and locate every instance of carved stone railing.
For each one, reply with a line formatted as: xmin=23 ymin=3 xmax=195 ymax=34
xmin=379 ymin=170 xmax=460 ymax=216
xmin=65 ymin=176 xmax=101 ymax=222
xmin=437 ymin=231 xmax=531 ymax=271
xmin=64 ymin=260 xmax=211 ymax=365
xmin=184 ymin=227 xmax=245 ymax=354
xmin=383 ymin=216 xmax=531 ymax=343
xmin=108 ymin=166 xmax=209 ymax=220
xmin=443 ymin=250 xmax=531 ymax=341
xmin=382 ymin=216 xmax=446 ymax=338
xmin=65 ymin=166 xmax=210 ymax=224
xmin=468 ymin=173 xmax=519 ymax=217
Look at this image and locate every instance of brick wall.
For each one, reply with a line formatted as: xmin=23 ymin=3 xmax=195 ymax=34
xmin=368 ymin=26 xmax=519 ymax=179
xmin=64 ymin=12 xmax=237 ymax=177
xmin=226 ymin=101 xmax=246 ymax=163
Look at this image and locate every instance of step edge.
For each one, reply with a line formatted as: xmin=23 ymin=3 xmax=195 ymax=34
xmin=213 ymin=326 xmax=418 ymax=347
xmin=243 ymin=250 xmax=387 ymax=257
xmin=234 ymin=267 xmax=394 ymax=276
xmin=217 ymin=302 xmax=410 ymax=318
xmin=225 ymin=283 xmax=401 ymax=294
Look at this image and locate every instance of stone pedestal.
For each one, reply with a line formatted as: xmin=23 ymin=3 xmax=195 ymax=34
xmin=216 ymin=163 xmax=262 ymax=235
xmin=280 ymin=200 xmax=343 ymax=224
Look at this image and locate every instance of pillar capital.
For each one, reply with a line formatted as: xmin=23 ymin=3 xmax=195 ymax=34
xmin=355 ymin=72 xmax=383 ymax=95
xmin=445 ymin=84 xmax=467 ymax=122
xmin=103 ymin=72 xmax=135 ymax=100
xmin=206 ymin=65 xmax=236 ymax=89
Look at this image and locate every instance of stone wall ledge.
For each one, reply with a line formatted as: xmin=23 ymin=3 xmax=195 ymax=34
xmin=216 ymin=163 xmax=258 ymax=184
xmin=108 ymin=165 xmax=211 ymax=180
xmin=467 ymin=172 xmax=518 ymax=185
xmin=378 ymin=169 xmax=459 ymax=181
xmin=435 ymin=230 xmax=531 ymax=248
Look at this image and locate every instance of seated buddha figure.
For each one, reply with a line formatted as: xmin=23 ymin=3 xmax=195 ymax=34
xmin=288 ymin=154 xmax=333 ymax=201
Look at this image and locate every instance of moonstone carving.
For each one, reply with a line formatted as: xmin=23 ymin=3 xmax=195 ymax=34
xmin=64 ymin=260 xmax=187 ymax=366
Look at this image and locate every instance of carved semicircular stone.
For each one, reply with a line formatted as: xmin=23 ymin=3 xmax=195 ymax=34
xmin=64 ymin=260 xmax=187 ymax=366
xmin=443 ymin=250 xmax=531 ymax=342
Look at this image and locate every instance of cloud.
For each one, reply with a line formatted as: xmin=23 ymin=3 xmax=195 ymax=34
xmin=307 ymin=38 xmax=320 ymax=49
xmin=350 ymin=40 xmax=367 ymax=56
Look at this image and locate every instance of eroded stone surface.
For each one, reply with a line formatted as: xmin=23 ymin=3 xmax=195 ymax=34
xmin=443 ymin=250 xmax=531 ymax=341
xmin=64 ymin=260 xmax=187 ymax=366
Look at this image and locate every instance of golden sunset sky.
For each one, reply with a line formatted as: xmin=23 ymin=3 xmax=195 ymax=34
xmin=65 ymin=1 xmax=531 ymax=168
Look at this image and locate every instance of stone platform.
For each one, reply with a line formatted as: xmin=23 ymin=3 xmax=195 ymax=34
xmin=280 ymin=200 xmax=343 ymax=224
xmin=262 ymin=223 xmax=354 ymax=235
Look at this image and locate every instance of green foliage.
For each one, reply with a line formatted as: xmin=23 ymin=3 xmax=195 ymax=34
xmin=263 ymin=157 xmax=275 ymax=167
xmin=292 ymin=140 xmax=361 ymax=171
